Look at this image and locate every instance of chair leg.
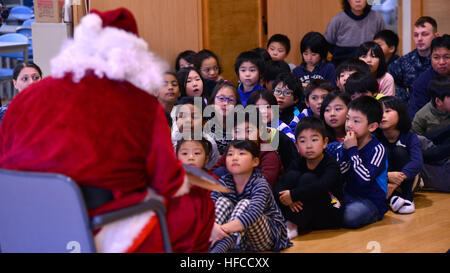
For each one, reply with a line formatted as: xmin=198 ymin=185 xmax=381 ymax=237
xmin=155 ymin=210 xmax=173 ymax=253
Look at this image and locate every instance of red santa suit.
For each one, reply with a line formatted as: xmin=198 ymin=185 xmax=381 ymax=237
xmin=0 ymin=8 xmax=215 ymax=253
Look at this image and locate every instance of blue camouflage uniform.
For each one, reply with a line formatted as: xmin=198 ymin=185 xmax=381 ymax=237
xmin=388 ymin=49 xmax=431 ymax=105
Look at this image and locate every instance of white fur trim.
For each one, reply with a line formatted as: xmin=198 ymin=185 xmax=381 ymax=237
xmin=50 ymin=13 xmax=168 ymax=96
xmin=94 ymin=189 xmax=164 ymax=253
xmin=94 ymin=210 xmax=156 ymax=253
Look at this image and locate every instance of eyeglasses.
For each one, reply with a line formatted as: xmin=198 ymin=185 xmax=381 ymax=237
xmin=215 ymin=95 xmax=236 ymax=104
xmin=201 ymin=66 xmax=219 ymax=74
xmin=273 ymin=88 xmax=294 ymax=97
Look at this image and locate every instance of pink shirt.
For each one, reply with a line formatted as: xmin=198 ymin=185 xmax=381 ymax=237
xmin=378 ymin=72 xmax=395 ymax=96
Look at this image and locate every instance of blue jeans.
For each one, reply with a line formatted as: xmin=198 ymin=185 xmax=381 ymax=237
xmin=342 ymin=193 xmax=381 ymax=229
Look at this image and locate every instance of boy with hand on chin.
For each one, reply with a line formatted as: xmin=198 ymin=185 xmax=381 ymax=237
xmin=337 ymin=96 xmax=388 ymax=229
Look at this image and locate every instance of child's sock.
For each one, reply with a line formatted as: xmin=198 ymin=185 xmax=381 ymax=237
xmin=398 ymin=200 xmax=415 ymax=214
xmin=286 ymin=221 xmax=298 ymax=239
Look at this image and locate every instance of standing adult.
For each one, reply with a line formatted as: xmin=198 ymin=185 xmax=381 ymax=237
xmin=324 ymin=0 xmax=385 ymax=67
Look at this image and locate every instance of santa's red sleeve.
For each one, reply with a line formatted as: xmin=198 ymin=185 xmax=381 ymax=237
xmin=146 ymin=104 xmax=188 ymax=198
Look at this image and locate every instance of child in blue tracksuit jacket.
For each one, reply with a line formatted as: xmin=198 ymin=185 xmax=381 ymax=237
xmin=337 ymin=96 xmax=388 ymax=229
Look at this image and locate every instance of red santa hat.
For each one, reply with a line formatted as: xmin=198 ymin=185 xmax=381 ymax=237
xmin=50 ymin=8 xmax=167 ymax=96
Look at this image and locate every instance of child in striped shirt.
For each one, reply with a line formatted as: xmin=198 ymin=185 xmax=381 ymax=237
xmin=209 ymin=140 xmax=291 ymax=253
xmin=337 ymin=96 xmax=388 ymax=229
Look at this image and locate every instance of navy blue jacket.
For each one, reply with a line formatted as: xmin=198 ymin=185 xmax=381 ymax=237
xmin=408 ymin=67 xmax=439 ymax=119
xmin=378 ymin=131 xmax=423 ymax=180
xmin=293 ymin=61 xmax=336 ymax=86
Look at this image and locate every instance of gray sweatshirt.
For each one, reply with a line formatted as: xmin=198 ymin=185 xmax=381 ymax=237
xmin=324 ymin=10 xmax=385 ymax=47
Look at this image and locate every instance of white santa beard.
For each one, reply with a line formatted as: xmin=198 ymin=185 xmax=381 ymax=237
xmin=50 ymin=13 xmax=168 ymax=96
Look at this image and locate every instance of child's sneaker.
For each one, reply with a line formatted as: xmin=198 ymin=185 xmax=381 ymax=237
xmin=389 ymin=196 xmax=405 ymax=212
xmin=398 ymin=200 xmax=415 ymax=214
xmin=286 ymin=221 xmax=298 ymax=239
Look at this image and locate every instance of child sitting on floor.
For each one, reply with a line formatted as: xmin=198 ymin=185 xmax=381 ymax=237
xmin=293 ymin=31 xmax=335 ymax=88
xmin=320 ymin=91 xmax=351 ymax=159
xmin=212 ymin=109 xmax=283 ymax=188
xmin=337 ymin=96 xmax=388 ymax=229
xmin=274 ymin=117 xmax=344 ymax=238
xmin=288 ymin=79 xmax=333 ymax=132
xmin=345 ymin=71 xmax=384 ymax=101
xmin=209 ymin=139 xmax=291 ymax=253
xmin=377 ymin=96 xmax=423 ymax=214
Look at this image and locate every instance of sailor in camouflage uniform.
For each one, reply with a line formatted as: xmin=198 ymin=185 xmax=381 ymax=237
xmin=388 ymin=16 xmax=439 ymax=105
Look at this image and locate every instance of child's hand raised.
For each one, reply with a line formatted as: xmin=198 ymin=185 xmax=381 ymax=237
xmin=344 ymin=131 xmax=358 ymax=149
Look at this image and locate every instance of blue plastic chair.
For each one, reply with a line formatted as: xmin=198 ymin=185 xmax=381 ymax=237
xmin=6 ymin=6 xmax=34 ymax=23
xmin=0 ymin=168 xmax=173 ymax=253
xmin=0 ymin=33 xmax=29 ymax=59
xmin=16 ymin=27 xmax=33 ymax=58
xmin=21 ymin=19 xmax=35 ymax=27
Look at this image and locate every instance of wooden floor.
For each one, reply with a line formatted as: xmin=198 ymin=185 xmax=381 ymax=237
xmin=280 ymin=191 xmax=450 ymax=253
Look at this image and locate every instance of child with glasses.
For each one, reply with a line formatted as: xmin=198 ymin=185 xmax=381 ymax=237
xmin=271 ymin=73 xmax=304 ymax=129
xmin=206 ymin=81 xmax=242 ymax=156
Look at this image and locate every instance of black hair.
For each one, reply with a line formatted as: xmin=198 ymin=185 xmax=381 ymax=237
xmin=192 ymin=49 xmax=222 ymax=75
xmin=304 ymin=79 xmax=334 ymax=101
xmin=232 ymin=107 xmax=265 ymax=145
xmin=208 ymin=80 xmax=241 ymax=105
xmin=262 ymin=60 xmax=291 ymax=84
xmin=174 ymin=95 xmax=207 ymax=112
xmin=357 ymin=41 xmax=387 ymax=79
xmin=163 ymin=71 xmax=179 ymax=89
xmin=374 ymin=29 xmax=399 ymax=55
xmin=379 ymin=96 xmax=412 ymax=133
xmin=234 ymin=51 xmax=265 ymax=78
xmin=175 ymin=137 xmax=213 ymax=160
xmin=225 ymin=139 xmax=260 ymax=159
xmin=430 ymin=34 xmax=450 ymax=53
xmin=267 ymin=34 xmax=291 ymax=55
xmin=428 ymin=75 xmax=450 ymax=107
xmin=348 ymin=96 xmax=383 ymax=125
xmin=320 ymin=91 xmax=351 ymax=141
xmin=233 ymin=107 xmax=263 ymax=130
xmin=247 ymin=89 xmax=278 ymax=106
xmin=294 ymin=116 xmax=327 ymax=141
xmin=175 ymin=50 xmax=196 ymax=72
xmin=345 ymin=72 xmax=379 ymax=96
xmin=251 ymin=47 xmax=272 ymax=64
xmin=176 ymin=67 xmax=205 ymax=98
xmin=300 ymin=31 xmax=329 ymax=61
xmin=415 ymin=16 xmax=438 ymax=33
xmin=334 ymin=58 xmax=370 ymax=81
xmin=13 ymin=61 xmax=42 ymax=80
xmin=272 ymin=72 xmax=303 ymax=101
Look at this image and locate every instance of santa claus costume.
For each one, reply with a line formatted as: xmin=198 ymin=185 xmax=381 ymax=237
xmin=0 ymin=8 xmax=215 ymax=253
